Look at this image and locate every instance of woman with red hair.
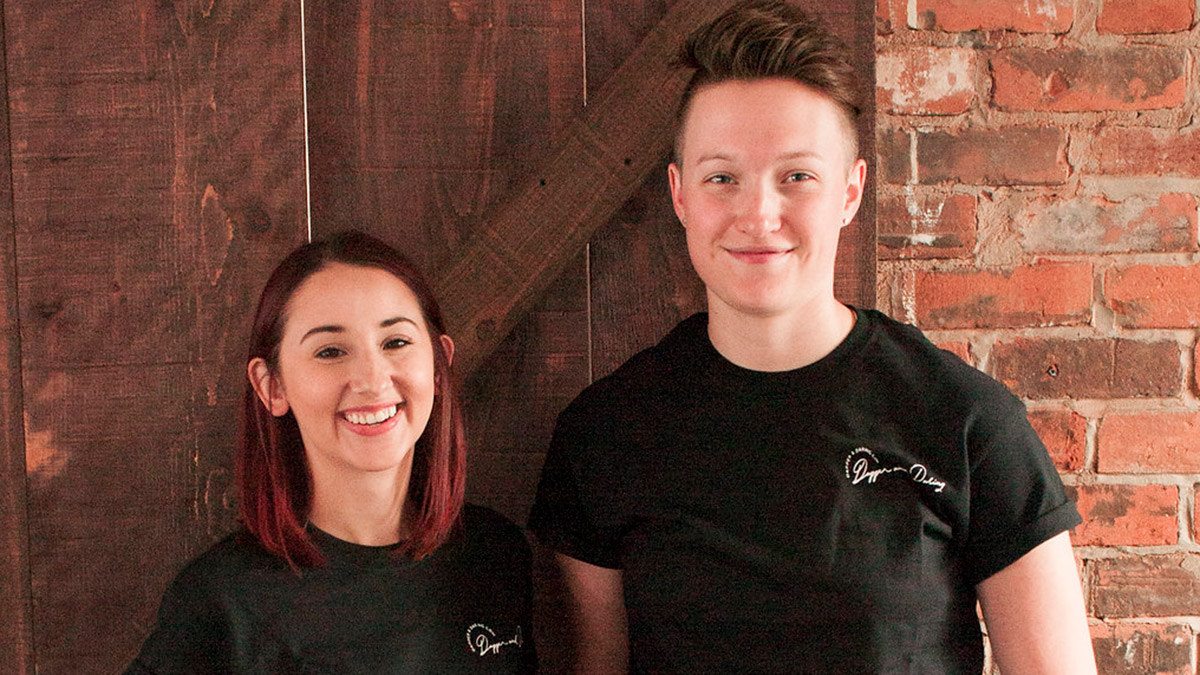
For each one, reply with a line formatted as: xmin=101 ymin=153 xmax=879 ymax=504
xmin=128 ymin=230 xmax=535 ymax=673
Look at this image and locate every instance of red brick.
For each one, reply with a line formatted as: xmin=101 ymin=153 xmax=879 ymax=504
xmin=1069 ymin=484 xmax=1178 ymax=546
xmin=1107 ymin=265 xmax=1200 ymax=328
xmin=992 ymin=48 xmax=1186 ymax=112
xmin=913 ymin=263 xmax=1092 ymax=329
xmin=918 ymin=127 xmax=1068 ymax=185
xmin=935 ymin=340 xmax=972 ymax=364
xmin=1090 ymin=621 xmax=1193 ymax=675
xmin=1092 ymin=554 xmax=1200 ymax=617
xmin=1098 ymin=0 xmax=1195 ymax=34
xmin=1098 ymin=412 xmax=1200 ymax=474
xmin=912 ymin=0 xmax=1074 ymax=32
xmin=1095 ymin=127 xmax=1200 ymax=177
xmin=879 ymin=129 xmax=912 ymax=184
xmin=878 ymin=48 xmax=976 ymax=114
xmin=1011 ymin=193 xmax=1197 ymax=255
xmin=876 ymin=0 xmax=903 ymax=35
xmin=1028 ymin=408 xmax=1086 ymax=472
xmin=991 ymin=338 xmax=1181 ymax=399
xmin=878 ymin=192 xmax=975 ymax=259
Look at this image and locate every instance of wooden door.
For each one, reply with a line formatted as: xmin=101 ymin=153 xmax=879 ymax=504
xmin=0 ymin=1 xmax=873 ymax=670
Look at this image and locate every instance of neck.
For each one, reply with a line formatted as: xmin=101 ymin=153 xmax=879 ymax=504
xmin=308 ymin=451 xmax=414 ymax=546
xmin=706 ymin=295 xmax=854 ymax=372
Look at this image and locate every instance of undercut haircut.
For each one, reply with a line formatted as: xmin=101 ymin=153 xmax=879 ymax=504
xmin=673 ymin=0 xmax=862 ymax=164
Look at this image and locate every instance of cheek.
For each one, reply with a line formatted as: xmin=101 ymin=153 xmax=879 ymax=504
xmin=399 ymin=353 xmax=439 ymax=401
xmin=277 ymin=364 xmax=332 ymax=411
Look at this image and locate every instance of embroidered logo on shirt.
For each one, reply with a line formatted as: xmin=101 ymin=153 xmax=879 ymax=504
xmin=466 ymin=623 xmax=523 ymax=656
xmin=845 ymin=447 xmax=946 ymax=493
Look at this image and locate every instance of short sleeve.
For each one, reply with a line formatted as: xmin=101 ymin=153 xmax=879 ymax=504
xmin=528 ymin=401 xmax=623 ymax=569
xmin=124 ymin=563 xmax=232 ymax=674
xmin=961 ymin=394 xmax=1082 ymax=586
xmin=508 ymin=518 xmax=539 ymax=674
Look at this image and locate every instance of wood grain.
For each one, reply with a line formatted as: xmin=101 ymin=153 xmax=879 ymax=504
xmin=0 ymin=2 xmax=33 ymax=670
xmin=304 ymin=0 xmax=589 ymax=525
xmin=430 ymin=0 xmax=748 ymax=377
xmin=588 ymin=0 xmax=877 ymax=378
xmin=305 ymin=0 xmax=584 ymax=271
xmin=6 ymin=1 xmax=307 ymax=670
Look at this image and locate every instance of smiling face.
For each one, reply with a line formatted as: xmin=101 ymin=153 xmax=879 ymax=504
xmin=668 ymin=78 xmax=866 ymax=321
xmin=249 ymin=262 xmax=452 ymax=484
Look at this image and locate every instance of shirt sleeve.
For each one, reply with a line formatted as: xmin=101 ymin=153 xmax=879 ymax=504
xmin=961 ymin=393 xmax=1082 ymax=587
xmin=528 ymin=399 xmax=624 ymax=569
xmin=124 ymin=563 xmax=233 ymax=675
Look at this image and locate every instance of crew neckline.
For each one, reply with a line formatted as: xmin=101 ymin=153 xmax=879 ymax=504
xmin=306 ymin=523 xmax=409 ymax=568
xmin=679 ymin=305 xmax=872 ymax=383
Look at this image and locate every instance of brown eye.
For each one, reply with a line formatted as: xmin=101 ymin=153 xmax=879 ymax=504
xmin=315 ymin=346 xmax=345 ymax=359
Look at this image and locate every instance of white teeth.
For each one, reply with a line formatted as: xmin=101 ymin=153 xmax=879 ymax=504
xmin=346 ymin=405 xmax=398 ymax=426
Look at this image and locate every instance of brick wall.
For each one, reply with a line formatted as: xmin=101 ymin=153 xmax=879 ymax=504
xmin=875 ymin=0 xmax=1200 ymax=672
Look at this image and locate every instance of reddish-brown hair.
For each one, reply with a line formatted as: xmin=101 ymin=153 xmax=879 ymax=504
xmin=237 ymin=230 xmax=465 ymax=568
xmin=673 ymin=0 xmax=861 ymax=162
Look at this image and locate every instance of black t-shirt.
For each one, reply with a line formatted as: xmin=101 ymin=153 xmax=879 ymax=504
xmin=529 ymin=308 xmax=1080 ymax=674
xmin=127 ymin=504 xmax=536 ymax=674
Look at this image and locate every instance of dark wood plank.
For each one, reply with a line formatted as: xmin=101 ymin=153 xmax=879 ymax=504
xmin=6 ymin=1 xmax=307 ymax=670
xmin=588 ymin=0 xmax=878 ymax=378
xmin=462 ymin=258 xmax=589 ymax=522
xmin=304 ymin=0 xmax=589 ymax=525
xmin=305 ymin=0 xmax=584 ymax=272
xmin=0 ymin=1 xmax=33 ymax=670
xmin=427 ymin=0 xmax=747 ymax=376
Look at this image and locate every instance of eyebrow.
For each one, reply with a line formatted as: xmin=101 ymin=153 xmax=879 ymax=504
xmin=299 ymin=316 xmax=417 ymax=343
xmin=695 ymin=151 xmax=823 ymax=164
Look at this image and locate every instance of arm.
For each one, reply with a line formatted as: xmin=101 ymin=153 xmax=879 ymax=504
xmin=555 ymin=552 xmax=629 ymax=675
xmin=976 ymin=531 xmax=1096 ymax=675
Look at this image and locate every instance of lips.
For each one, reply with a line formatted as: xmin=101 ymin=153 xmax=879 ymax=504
xmin=339 ymin=403 xmax=403 ymax=436
xmin=725 ymin=246 xmax=793 ymax=263
xmin=343 ymin=404 xmax=398 ymax=426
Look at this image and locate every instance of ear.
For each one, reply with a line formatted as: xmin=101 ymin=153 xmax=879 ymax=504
xmin=667 ymin=162 xmax=687 ymax=227
xmin=840 ymin=158 xmax=868 ymax=229
xmin=439 ymin=334 xmax=455 ymax=368
xmin=247 ymin=358 xmax=289 ymax=417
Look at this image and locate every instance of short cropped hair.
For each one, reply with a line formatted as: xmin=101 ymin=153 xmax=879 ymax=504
xmin=673 ymin=0 xmax=861 ymax=163
xmin=238 ymin=230 xmax=466 ymax=569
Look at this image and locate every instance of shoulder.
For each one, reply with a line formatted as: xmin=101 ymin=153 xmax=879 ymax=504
xmin=165 ymin=529 xmax=286 ymax=600
xmin=447 ymin=504 xmax=532 ymax=588
xmin=459 ymin=504 xmax=530 ymax=558
xmin=561 ymin=313 xmax=707 ymax=420
xmin=858 ymin=308 xmax=1019 ymax=410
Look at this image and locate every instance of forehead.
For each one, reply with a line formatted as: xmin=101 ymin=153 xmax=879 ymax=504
xmin=678 ymin=78 xmax=854 ymax=163
xmin=283 ymin=263 xmax=424 ymax=330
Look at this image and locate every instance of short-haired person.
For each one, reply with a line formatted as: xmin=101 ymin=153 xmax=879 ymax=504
xmin=128 ymin=231 xmax=535 ymax=673
xmin=529 ymin=1 xmax=1096 ymax=672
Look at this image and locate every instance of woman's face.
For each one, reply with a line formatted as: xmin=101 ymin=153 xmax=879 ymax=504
xmin=250 ymin=263 xmax=452 ymax=483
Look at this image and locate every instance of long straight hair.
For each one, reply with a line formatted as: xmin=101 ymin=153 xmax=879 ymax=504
xmin=237 ymin=230 xmax=466 ymax=568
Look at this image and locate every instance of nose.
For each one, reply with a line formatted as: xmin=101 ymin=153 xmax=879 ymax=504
xmin=736 ymin=181 xmax=783 ymax=235
xmin=348 ymin=350 xmax=392 ymax=394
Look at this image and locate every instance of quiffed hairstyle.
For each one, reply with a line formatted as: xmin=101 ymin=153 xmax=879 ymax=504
xmin=673 ymin=0 xmax=861 ymax=161
xmin=237 ymin=230 xmax=466 ymax=568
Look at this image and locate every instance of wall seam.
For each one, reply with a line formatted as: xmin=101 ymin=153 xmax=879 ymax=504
xmin=0 ymin=0 xmax=35 ymax=669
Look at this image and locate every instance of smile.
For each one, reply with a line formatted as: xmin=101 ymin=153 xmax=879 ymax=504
xmin=343 ymin=405 xmax=399 ymax=426
xmin=726 ymin=247 xmax=792 ymax=262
